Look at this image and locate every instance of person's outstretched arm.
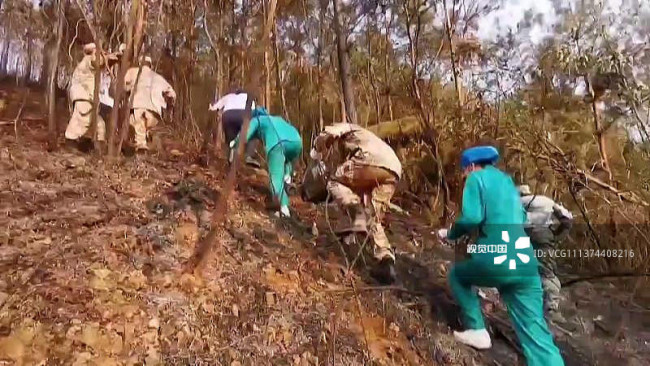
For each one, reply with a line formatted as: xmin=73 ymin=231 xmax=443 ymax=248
xmin=448 ymin=173 xmax=485 ymax=240
xmin=209 ymin=94 xmax=228 ymax=111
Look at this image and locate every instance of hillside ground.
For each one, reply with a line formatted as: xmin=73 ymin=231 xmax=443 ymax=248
xmin=0 ymin=85 xmax=649 ymax=365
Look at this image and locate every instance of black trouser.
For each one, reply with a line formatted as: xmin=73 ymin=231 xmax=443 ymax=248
xmin=222 ymin=109 xmax=258 ymax=158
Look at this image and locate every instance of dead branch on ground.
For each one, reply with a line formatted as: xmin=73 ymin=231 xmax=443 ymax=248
xmin=185 ymin=0 xmax=278 ymax=275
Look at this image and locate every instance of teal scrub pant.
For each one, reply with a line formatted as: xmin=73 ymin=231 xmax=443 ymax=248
xmin=449 ymin=258 xmax=564 ymax=366
xmin=268 ymin=140 xmax=302 ymax=207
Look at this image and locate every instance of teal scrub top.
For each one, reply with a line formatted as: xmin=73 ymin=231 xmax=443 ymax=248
xmin=235 ymin=114 xmax=302 ymax=154
xmin=449 ymin=166 xmax=538 ymax=273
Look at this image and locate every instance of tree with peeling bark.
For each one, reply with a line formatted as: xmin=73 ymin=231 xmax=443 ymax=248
xmin=332 ymin=0 xmax=357 ymax=124
xmin=47 ymin=0 xmax=66 ymax=151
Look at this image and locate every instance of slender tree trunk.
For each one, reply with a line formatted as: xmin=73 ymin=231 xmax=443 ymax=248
xmin=272 ymin=23 xmax=287 ymax=116
xmin=117 ymin=2 xmax=147 ymax=155
xmin=339 ymin=94 xmax=347 ymax=123
xmin=108 ymin=0 xmax=138 ymax=157
xmin=47 ymin=0 xmax=65 ymax=151
xmin=366 ymin=11 xmax=380 ymax=124
xmin=317 ymin=0 xmax=326 ymax=130
xmin=384 ymin=11 xmax=394 ymax=121
xmin=332 ymin=0 xmax=357 ymax=124
xmin=239 ymin=0 xmax=248 ymax=84
xmin=132 ymin=0 xmax=146 ymax=62
xmin=403 ymin=2 xmax=426 ymax=123
xmin=587 ymin=76 xmax=613 ymax=180
xmin=89 ymin=39 xmax=102 ymax=149
xmin=263 ymin=0 xmax=272 ymax=110
xmin=0 ymin=30 xmax=10 ymax=78
xmin=41 ymin=37 xmax=54 ymax=88
xmin=202 ymin=0 xmax=223 ymax=160
xmin=443 ymin=0 xmax=463 ymax=110
xmin=22 ymin=36 xmax=33 ymax=86
xmin=215 ymin=6 xmax=224 ymax=153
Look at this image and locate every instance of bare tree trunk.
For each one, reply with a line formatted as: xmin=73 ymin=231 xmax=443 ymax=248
xmin=332 ymin=0 xmax=357 ymax=124
xmin=117 ymin=0 xmax=147 ymax=155
xmin=89 ymin=39 xmax=102 ymax=149
xmin=108 ymin=0 xmax=138 ymax=157
xmin=339 ymin=94 xmax=347 ymax=123
xmin=263 ymin=0 xmax=272 ymax=110
xmin=384 ymin=11 xmax=394 ymax=121
xmin=0 ymin=30 xmax=10 ymax=78
xmin=41 ymin=37 xmax=54 ymax=88
xmin=403 ymin=1 xmax=426 ymax=123
xmin=366 ymin=10 xmax=380 ymax=124
xmin=202 ymin=0 xmax=223 ymax=162
xmin=132 ymin=1 xmax=146 ymax=62
xmin=443 ymin=0 xmax=463 ymax=110
xmin=47 ymin=0 xmax=65 ymax=151
xmin=317 ymin=0 xmax=326 ymax=130
xmin=22 ymin=37 xmax=33 ymax=86
xmin=272 ymin=23 xmax=287 ymax=116
xmin=239 ymin=0 xmax=248 ymax=84
xmin=587 ymin=76 xmax=613 ymax=180
xmin=215 ymin=6 xmax=224 ymax=153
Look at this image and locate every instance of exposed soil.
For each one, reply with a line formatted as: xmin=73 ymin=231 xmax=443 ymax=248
xmin=0 ymin=85 xmax=648 ymax=365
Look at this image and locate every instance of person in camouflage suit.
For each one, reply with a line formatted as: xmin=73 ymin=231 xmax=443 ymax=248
xmin=301 ymin=123 xmax=402 ymax=284
xmin=65 ymin=43 xmax=118 ymax=152
xmin=124 ymin=56 xmax=176 ymax=152
xmin=519 ymin=185 xmax=574 ymax=324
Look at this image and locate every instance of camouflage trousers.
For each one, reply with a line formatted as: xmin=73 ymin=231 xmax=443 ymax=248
xmin=327 ymin=161 xmax=398 ymax=262
xmin=526 ymin=227 xmax=561 ymax=314
xmin=65 ymin=101 xmax=106 ymax=141
xmin=130 ymin=108 xmax=160 ymax=149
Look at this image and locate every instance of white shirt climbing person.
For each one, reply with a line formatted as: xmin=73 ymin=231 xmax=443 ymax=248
xmin=209 ymin=92 xmax=256 ymax=112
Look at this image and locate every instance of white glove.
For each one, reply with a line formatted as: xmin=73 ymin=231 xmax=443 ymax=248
xmin=229 ymin=140 xmax=236 ymax=149
xmin=437 ymin=228 xmax=449 ymax=240
xmin=310 ymin=148 xmax=322 ymax=161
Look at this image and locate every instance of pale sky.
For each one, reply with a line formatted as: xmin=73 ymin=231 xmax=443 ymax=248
xmin=477 ymin=0 xmax=557 ymax=44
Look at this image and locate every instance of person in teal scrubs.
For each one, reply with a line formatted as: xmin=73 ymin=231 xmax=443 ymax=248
xmin=438 ymin=146 xmax=564 ymax=366
xmin=232 ymin=107 xmax=302 ymax=217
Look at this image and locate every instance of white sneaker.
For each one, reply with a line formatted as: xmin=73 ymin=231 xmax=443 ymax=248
xmin=280 ymin=206 xmax=291 ymax=217
xmin=284 ymin=175 xmax=292 ymax=184
xmin=453 ymin=329 xmax=492 ymax=350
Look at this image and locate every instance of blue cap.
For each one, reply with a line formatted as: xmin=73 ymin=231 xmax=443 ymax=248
xmin=251 ymin=106 xmax=269 ymax=117
xmin=461 ymin=146 xmax=499 ymax=169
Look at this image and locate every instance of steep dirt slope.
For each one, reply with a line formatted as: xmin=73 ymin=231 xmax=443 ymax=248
xmin=0 ymin=88 xmax=649 ymax=365
xmin=0 ymin=121 xmax=474 ymax=365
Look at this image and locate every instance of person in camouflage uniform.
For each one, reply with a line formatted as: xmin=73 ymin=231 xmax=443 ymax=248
xmin=124 ymin=56 xmax=176 ymax=152
xmin=519 ymin=185 xmax=574 ymax=324
xmin=65 ymin=43 xmax=116 ymax=151
xmin=301 ymin=123 xmax=402 ymax=284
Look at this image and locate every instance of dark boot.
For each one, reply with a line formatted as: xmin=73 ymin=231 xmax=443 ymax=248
xmin=371 ymin=257 xmax=397 ymax=285
xmin=64 ymin=138 xmax=78 ymax=151
xmin=122 ymin=145 xmax=136 ymax=157
xmin=77 ymin=137 xmax=94 ymax=153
